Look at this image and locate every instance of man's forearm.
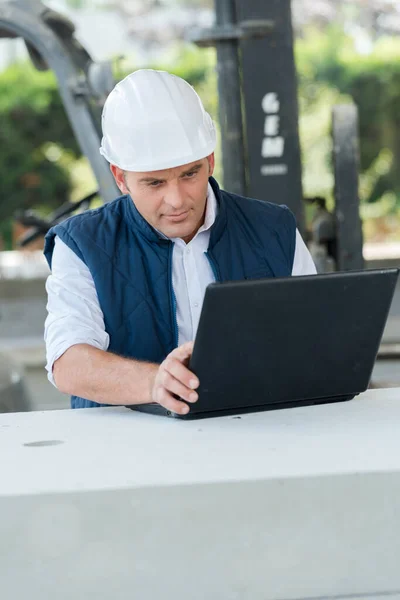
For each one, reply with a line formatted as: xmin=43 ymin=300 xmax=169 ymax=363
xmin=53 ymin=344 xmax=158 ymax=405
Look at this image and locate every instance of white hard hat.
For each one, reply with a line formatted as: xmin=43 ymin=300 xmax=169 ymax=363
xmin=99 ymin=69 xmax=217 ymax=172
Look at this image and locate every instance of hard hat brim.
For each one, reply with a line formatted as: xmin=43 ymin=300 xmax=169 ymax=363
xmin=99 ymin=139 xmax=217 ymax=172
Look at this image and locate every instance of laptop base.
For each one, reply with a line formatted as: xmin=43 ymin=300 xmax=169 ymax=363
xmin=128 ymin=393 xmax=356 ymax=420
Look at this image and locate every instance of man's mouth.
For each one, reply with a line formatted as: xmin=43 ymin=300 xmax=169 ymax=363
xmin=164 ymin=210 xmax=189 ymax=222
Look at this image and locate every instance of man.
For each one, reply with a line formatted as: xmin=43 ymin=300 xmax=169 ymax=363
xmin=44 ymin=69 xmax=316 ymax=415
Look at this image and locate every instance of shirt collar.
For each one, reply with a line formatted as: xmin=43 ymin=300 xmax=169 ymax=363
xmin=195 ymin=182 xmax=218 ymax=236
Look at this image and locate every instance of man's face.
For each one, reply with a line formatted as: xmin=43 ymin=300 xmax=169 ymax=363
xmin=111 ymin=154 xmax=215 ymax=244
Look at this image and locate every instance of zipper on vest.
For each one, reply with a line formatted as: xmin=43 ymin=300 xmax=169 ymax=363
xmin=168 ymin=242 xmax=179 ymax=347
xmin=205 ymin=251 xmax=221 ymax=281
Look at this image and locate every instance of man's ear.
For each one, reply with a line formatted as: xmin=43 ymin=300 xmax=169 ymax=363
xmin=207 ymin=153 xmax=215 ymax=177
xmin=110 ymin=164 xmax=129 ymax=194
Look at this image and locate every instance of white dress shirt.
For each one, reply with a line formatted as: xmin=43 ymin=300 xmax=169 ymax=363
xmin=45 ymin=184 xmax=316 ymax=385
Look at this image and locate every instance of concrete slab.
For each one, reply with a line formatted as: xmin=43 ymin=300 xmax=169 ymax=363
xmin=1 ymin=389 xmax=400 ymax=599
xmin=2 ymin=388 xmax=400 ymax=495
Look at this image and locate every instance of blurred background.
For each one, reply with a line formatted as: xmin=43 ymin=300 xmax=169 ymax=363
xmin=1 ymin=0 xmax=400 ymax=412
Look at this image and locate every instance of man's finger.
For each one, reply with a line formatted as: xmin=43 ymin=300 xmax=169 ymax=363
xmin=161 ymin=371 xmax=198 ymax=403
xmin=163 ymin=357 xmax=199 ymax=390
xmin=169 ymin=341 xmax=194 ymax=362
xmin=156 ymin=386 xmax=190 ymax=415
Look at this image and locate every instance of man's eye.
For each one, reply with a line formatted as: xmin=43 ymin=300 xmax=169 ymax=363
xmin=185 ymin=171 xmax=196 ymax=178
xmin=150 ymin=181 xmax=162 ymax=187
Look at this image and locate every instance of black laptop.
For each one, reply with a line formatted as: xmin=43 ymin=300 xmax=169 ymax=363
xmin=130 ymin=269 xmax=399 ymax=419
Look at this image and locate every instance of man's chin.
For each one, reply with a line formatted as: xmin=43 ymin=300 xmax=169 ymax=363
xmin=161 ymin=222 xmax=197 ymax=242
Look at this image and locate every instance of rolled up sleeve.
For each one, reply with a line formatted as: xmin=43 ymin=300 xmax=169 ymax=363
xmin=44 ymin=237 xmax=110 ymax=387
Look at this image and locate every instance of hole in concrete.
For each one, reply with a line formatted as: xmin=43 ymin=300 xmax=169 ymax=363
xmin=23 ymin=440 xmax=65 ymax=448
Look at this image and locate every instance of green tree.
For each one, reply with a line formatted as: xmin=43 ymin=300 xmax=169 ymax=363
xmin=0 ymin=63 xmax=80 ymax=228
xmin=296 ymin=27 xmax=400 ymax=207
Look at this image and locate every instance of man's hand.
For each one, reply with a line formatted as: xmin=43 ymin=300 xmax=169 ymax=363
xmin=151 ymin=341 xmax=199 ymax=415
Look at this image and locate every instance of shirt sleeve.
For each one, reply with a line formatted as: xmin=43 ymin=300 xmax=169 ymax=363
xmin=291 ymin=229 xmax=317 ymax=276
xmin=44 ymin=236 xmax=110 ymax=387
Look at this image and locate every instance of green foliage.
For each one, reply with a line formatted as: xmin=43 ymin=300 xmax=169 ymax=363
xmin=296 ymin=28 xmax=400 ymax=207
xmin=0 ymin=63 xmax=79 ymax=229
xmin=65 ymin=0 xmax=88 ymax=8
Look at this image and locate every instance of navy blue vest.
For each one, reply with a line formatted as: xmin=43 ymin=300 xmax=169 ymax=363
xmin=44 ymin=177 xmax=296 ymax=408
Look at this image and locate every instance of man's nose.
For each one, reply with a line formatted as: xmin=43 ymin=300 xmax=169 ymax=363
xmin=163 ymin=183 xmax=185 ymax=210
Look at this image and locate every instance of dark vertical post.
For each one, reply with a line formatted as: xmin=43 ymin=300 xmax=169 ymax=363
xmin=214 ymin=0 xmax=247 ymax=196
xmin=236 ymin=0 xmax=305 ymax=231
xmin=332 ymin=105 xmax=364 ymax=271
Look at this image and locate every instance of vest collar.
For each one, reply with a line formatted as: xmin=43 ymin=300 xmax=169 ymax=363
xmin=125 ymin=193 xmax=166 ymax=243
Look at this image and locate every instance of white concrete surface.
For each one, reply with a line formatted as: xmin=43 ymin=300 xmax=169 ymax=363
xmin=1 ymin=388 xmax=400 ymax=599
xmin=1 ymin=388 xmax=400 ymax=495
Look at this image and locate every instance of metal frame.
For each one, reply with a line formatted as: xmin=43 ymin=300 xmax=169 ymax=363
xmin=0 ymin=0 xmax=119 ymax=203
xmin=190 ymin=0 xmax=248 ymax=196
xmin=189 ymin=0 xmax=305 ymax=231
xmin=332 ymin=104 xmax=364 ymax=271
